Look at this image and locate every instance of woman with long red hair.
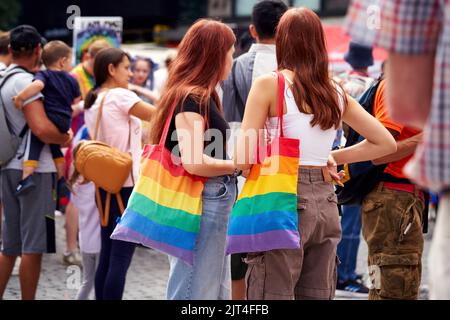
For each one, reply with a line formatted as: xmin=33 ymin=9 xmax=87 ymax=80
xmin=149 ymin=19 xmax=238 ymax=300
xmin=235 ymin=7 xmax=397 ymax=299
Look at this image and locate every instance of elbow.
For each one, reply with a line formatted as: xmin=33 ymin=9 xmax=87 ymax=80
xmin=182 ymin=163 xmax=201 ymax=176
xmin=236 ymin=163 xmax=251 ymax=171
xmin=30 ymin=126 xmax=51 ymax=144
xmin=384 ymin=136 xmax=398 ymax=156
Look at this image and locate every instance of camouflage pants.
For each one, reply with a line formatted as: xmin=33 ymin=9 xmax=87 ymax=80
xmin=362 ymin=183 xmax=424 ymax=300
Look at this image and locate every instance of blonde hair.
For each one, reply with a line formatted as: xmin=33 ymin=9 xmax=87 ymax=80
xmin=88 ymin=39 xmax=112 ymax=59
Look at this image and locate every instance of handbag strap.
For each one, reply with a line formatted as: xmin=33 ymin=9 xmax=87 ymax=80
xmin=276 ymin=71 xmax=286 ymax=138
xmin=93 ymin=90 xmax=109 ymax=141
xmin=159 ymin=99 xmax=179 ymax=146
xmin=95 ymin=185 xmax=126 ymax=227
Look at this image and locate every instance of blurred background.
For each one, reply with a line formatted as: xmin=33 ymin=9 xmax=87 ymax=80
xmin=0 ymin=0 xmax=384 ymax=75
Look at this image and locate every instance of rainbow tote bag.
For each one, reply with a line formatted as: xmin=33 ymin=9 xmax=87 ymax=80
xmin=226 ymin=72 xmax=301 ymax=254
xmin=111 ymin=101 xmax=206 ymax=266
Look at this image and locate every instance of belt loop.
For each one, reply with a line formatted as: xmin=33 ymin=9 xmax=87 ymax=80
xmin=377 ymin=182 xmax=384 ymax=192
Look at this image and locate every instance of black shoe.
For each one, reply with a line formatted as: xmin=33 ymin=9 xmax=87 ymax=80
xmin=57 ymin=177 xmax=70 ymax=199
xmin=336 ymin=278 xmax=369 ymax=297
xmin=15 ymin=175 xmax=36 ymax=196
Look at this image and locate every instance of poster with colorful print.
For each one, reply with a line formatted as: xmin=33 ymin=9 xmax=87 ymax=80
xmin=72 ymin=16 xmax=123 ymax=64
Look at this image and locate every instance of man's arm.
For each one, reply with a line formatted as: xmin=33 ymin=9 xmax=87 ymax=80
xmin=23 ymin=99 xmax=71 ymax=145
xmin=372 ymin=133 xmax=423 ymax=165
xmin=386 ymin=54 xmax=434 ymax=129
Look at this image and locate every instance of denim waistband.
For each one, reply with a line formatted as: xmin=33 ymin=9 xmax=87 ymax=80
xmin=206 ymin=174 xmax=237 ymax=185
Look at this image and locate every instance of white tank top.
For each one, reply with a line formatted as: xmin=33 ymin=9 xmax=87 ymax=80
xmin=266 ymin=74 xmax=345 ymax=166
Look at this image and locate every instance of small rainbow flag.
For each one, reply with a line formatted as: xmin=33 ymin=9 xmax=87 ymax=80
xmin=226 ymin=71 xmax=301 ymax=254
xmin=70 ymin=64 xmax=94 ymax=99
xmin=111 ymin=101 xmax=206 ymax=265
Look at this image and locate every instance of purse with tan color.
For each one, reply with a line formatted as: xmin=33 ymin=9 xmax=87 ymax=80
xmin=74 ymin=91 xmax=133 ymax=227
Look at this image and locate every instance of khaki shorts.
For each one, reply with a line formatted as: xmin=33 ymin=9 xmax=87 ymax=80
xmin=245 ymin=167 xmax=342 ymax=300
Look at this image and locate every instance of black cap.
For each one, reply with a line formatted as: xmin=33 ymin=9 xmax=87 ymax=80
xmin=9 ymin=25 xmax=46 ymax=52
xmin=344 ymin=42 xmax=374 ymax=69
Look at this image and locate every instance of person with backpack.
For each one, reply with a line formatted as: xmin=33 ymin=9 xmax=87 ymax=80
xmin=334 ymin=42 xmax=375 ymax=297
xmin=81 ymin=48 xmax=155 ymax=300
xmin=61 ymin=39 xmax=113 ymax=268
xmin=359 ymin=78 xmax=424 ymax=300
xmin=234 ymin=8 xmax=397 ymax=300
xmin=336 ymin=67 xmax=424 ymax=299
xmin=0 ymin=30 xmax=12 ymax=248
xmin=0 ymin=25 xmax=73 ymax=300
xmin=221 ymin=0 xmax=288 ymax=300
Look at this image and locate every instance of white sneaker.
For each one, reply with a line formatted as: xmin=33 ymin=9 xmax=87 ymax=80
xmin=62 ymin=250 xmax=82 ymax=267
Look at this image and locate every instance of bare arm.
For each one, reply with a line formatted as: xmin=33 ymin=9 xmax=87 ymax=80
xmin=234 ymin=75 xmax=274 ymax=170
xmin=14 ymin=80 xmax=45 ymax=109
xmin=129 ymin=83 xmax=159 ymax=103
xmin=128 ymin=100 xmax=157 ymax=122
xmin=23 ymin=99 xmax=72 ymax=145
xmin=331 ymin=94 xmax=397 ymax=165
xmin=372 ymin=133 xmax=423 ymax=165
xmin=386 ymin=53 xmax=434 ymax=128
xmin=176 ymin=112 xmax=235 ymax=177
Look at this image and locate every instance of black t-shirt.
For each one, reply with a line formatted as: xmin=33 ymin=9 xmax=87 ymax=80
xmin=164 ymin=95 xmax=230 ymax=160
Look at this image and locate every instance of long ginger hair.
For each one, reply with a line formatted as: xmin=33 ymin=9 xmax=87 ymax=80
xmin=150 ymin=19 xmax=236 ymax=144
xmin=276 ymin=8 xmax=347 ymax=130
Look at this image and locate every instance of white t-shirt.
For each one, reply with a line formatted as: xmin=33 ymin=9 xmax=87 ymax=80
xmin=153 ymin=67 xmax=168 ymax=96
xmin=84 ymin=88 xmax=142 ymax=187
xmin=72 ymin=181 xmax=100 ymax=254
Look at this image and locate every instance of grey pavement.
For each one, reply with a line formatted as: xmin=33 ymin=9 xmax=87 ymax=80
xmin=3 ymin=209 xmax=435 ymax=300
xmin=3 ymin=214 xmax=169 ymax=300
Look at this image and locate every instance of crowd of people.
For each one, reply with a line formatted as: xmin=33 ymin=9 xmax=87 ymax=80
xmin=0 ymin=0 xmax=448 ymax=301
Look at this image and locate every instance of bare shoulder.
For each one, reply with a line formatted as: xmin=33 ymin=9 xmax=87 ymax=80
xmin=252 ymin=73 xmax=278 ymax=94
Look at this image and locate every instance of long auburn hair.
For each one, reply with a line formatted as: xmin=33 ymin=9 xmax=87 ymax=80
xmin=150 ymin=19 xmax=236 ymax=144
xmin=276 ymin=8 xmax=347 ymax=130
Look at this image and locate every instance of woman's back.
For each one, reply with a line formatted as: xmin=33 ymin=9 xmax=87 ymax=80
xmin=265 ymin=72 xmax=343 ymax=166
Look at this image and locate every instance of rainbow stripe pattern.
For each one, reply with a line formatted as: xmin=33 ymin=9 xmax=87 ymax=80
xmin=70 ymin=64 xmax=94 ymax=99
xmin=111 ymin=101 xmax=206 ymax=266
xmin=226 ymin=71 xmax=301 ymax=254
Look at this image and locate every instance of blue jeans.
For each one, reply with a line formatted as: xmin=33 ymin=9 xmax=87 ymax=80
xmin=337 ymin=204 xmax=362 ymax=282
xmin=166 ymin=175 xmax=237 ymax=300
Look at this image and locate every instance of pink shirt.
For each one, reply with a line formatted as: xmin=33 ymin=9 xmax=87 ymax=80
xmin=85 ymin=88 xmax=142 ymax=187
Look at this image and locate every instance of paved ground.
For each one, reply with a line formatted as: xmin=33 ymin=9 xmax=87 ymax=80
xmin=3 ymin=214 xmax=169 ymax=300
xmin=3 ymin=209 xmax=435 ymax=300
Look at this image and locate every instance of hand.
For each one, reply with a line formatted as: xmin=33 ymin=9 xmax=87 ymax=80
xmin=12 ymin=96 xmax=24 ymax=110
xmin=61 ymin=129 xmax=74 ymax=148
xmin=327 ymin=154 xmax=345 ymax=187
xmin=241 ymin=169 xmax=250 ymax=178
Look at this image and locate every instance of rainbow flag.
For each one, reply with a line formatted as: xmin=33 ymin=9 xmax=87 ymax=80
xmin=70 ymin=64 xmax=94 ymax=99
xmin=111 ymin=144 xmax=206 ymax=265
xmin=226 ymin=71 xmax=301 ymax=254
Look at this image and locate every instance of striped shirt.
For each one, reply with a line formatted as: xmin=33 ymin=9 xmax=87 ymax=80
xmin=346 ymin=0 xmax=450 ymax=192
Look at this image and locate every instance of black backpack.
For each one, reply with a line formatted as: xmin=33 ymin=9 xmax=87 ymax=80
xmin=335 ymin=77 xmax=387 ymax=205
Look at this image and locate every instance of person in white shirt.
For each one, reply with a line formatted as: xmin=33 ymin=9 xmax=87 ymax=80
xmin=221 ymin=0 xmax=288 ymax=300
